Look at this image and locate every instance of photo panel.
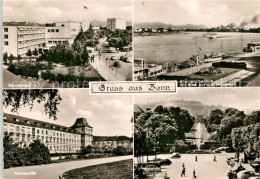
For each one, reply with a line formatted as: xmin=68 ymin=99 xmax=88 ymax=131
xmin=134 ymin=87 xmax=260 ymax=178
xmin=133 ymin=0 xmax=260 ymax=87
xmin=3 ymin=89 xmax=133 ymax=179
xmin=3 ymin=0 xmax=133 ymax=89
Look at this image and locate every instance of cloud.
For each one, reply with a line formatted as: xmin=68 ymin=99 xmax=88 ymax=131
xmin=177 ymin=0 xmax=200 ymax=15
xmin=76 ymin=109 xmax=93 ymax=118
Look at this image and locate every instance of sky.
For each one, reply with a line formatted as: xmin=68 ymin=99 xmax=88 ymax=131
xmin=4 ymin=89 xmax=133 ymax=137
xmin=134 ymin=0 xmax=260 ymax=28
xmin=134 ymin=88 xmax=260 ymax=114
xmin=3 ymin=0 xmax=132 ymax=23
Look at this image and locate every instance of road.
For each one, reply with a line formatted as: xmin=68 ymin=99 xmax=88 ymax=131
xmin=135 ymin=153 xmax=255 ymax=179
xmin=4 ymin=155 xmax=133 ymax=179
xmin=3 ymin=69 xmax=37 ymax=88
xmin=90 ymin=40 xmax=132 ymax=81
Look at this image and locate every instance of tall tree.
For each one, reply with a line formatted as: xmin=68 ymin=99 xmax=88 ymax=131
xmin=3 ymin=90 xmax=62 ymax=120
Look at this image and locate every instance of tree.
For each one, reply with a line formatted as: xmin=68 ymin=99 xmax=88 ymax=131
xmin=8 ymin=54 xmax=15 ymax=63
xmin=3 ymin=52 xmax=8 ymax=64
xmin=29 ymin=140 xmax=51 ymax=165
xmin=81 ymin=145 xmax=93 ymax=155
xmin=231 ymin=128 xmax=245 ymax=162
xmin=26 ymin=49 xmax=32 ymax=57
xmin=33 ymin=48 xmax=39 ymax=56
xmin=3 ymin=90 xmax=62 ymax=120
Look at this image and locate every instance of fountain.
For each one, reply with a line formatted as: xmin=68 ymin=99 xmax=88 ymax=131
xmin=196 ymin=122 xmax=202 ymax=150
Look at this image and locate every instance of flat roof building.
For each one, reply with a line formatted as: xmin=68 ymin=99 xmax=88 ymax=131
xmin=45 ymin=21 xmax=81 ymax=48
xmin=3 ymin=22 xmax=46 ymax=57
xmin=107 ymin=18 xmax=126 ymax=31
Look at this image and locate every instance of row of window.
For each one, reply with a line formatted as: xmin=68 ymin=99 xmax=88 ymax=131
xmin=5 ymin=123 xmax=82 ymax=139
xmin=47 ymin=29 xmax=60 ymax=33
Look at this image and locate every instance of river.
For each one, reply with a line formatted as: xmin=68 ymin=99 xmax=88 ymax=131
xmin=134 ymin=32 xmax=260 ymax=64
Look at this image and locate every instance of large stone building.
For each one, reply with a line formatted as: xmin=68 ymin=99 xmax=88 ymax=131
xmin=45 ymin=21 xmax=81 ymax=48
xmin=3 ymin=113 xmax=93 ymax=154
xmin=3 ymin=22 xmax=45 ymax=57
xmin=3 ymin=113 xmax=132 ymax=154
xmin=107 ymin=18 xmax=126 ymax=31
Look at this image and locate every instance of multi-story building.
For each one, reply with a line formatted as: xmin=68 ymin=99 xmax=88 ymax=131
xmin=107 ymin=18 xmax=126 ymax=31
xmin=3 ymin=113 xmax=93 ymax=154
xmin=93 ymin=136 xmax=132 ymax=148
xmin=45 ymin=21 xmax=81 ymax=48
xmin=3 ymin=22 xmax=46 ymax=57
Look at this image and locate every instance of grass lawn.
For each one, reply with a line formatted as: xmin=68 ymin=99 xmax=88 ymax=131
xmin=62 ymin=159 xmax=133 ymax=179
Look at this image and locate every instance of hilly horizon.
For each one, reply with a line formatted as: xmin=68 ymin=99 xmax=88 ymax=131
xmin=134 ymin=99 xmax=226 ymax=117
xmin=134 ymin=22 xmax=208 ymax=30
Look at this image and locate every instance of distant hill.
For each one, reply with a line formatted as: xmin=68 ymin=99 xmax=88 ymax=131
xmin=134 ymin=22 xmax=207 ymax=30
xmin=90 ymin=19 xmax=132 ymax=27
xmin=134 ymin=99 xmax=225 ymax=117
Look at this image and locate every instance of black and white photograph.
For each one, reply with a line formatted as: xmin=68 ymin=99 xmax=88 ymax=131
xmin=3 ymin=0 xmax=133 ymax=88
xmin=134 ymin=88 xmax=260 ymax=179
xmin=3 ymin=89 xmax=133 ymax=179
xmin=133 ymin=0 xmax=260 ymax=87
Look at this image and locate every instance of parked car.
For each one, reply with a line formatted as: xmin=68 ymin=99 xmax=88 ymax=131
xmin=171 ymin=153 xmax=181 ymax=158
xmin=134 ymin=168 xmax=147 ymax=178
xmin=110 ymin=56 xmax=116 ymax=60
xmin=227 ymin=157 xmax=235 ymax=165
xmin=160 ymin=159 xmax=172 ymax=165
xmin=143 ymin=161 xmax=161 ymax=168
xmin=232 ymin=164 xmax=246 ymax=173
xmin=237 ymin=170 xmax=256 ymax=179
xmin=141 ymin=164 xmax=161 ymax=174
xmin=214 ymin=147 xmax=229 ymax=153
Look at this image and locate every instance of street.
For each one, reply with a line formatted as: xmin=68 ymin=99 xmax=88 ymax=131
xmin=4 ymin=155 xmax=133 ymax=179
xmin=135 ymin=153 xmax=255 ymax=179
xmin=90 ymin=40 xmax=132 ymax=81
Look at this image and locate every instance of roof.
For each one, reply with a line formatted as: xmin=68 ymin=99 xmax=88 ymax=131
xmin=4 ymin=113 xmax=80 ymax=134
xmin=71 ymin=118 xmax=93 ymax=128
xmin=3 ymin=22 xmax=44 ymax=27
xmin=93 ymin=135 xmax=131 ymax=142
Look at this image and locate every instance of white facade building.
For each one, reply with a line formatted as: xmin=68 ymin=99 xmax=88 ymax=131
xmin=3 ymin=113 xmax=93 ymax=154
xmin=45 ymin=22 xmax=81 ymax=48
xmin=107 ymin=18 xmax=126 ymax=31
xmin=3 ymin=22 xmax=45 ymax=57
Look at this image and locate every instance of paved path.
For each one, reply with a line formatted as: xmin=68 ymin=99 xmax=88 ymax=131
xmin=3 ymin=69 xmax=37 ymax=88
xmin=90 ymin=40 xmax=132 ymax=81
xmin=4 ymin=155 xmax=133 ymax=179
xmin=135 ymin=153 xmax=256 ymax=179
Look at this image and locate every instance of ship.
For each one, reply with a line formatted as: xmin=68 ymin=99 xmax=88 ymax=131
xmin=204 ymin=52 xmax=223 ymax=63
xmin=203 ymin=32 xmax=217 ymax=39
xmin=134 ymin=58 xmax=166 ymax=80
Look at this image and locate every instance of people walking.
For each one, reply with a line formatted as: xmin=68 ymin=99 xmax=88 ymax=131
xmin=195 ymin=156 xmax=198 ymax=162
xmin=181 ymin=167 xmax=186 ymax=177
xmin=227 ymin=170 xmax=233 ymax=179
xmin=214 ymin=155 xmax=217 ymax=162
xmin=193 ymin=169 xmax=197 ymax=179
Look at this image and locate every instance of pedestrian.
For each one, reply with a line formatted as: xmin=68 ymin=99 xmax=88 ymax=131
xmin=181 ymin=167 xmax=186 ymax=177
xmin=193 ymin=169 xmax=197 ymax=179
xmin=227 ymin=170 xmax=233 ymax=179
xmin=182 ymin=163 xmax=185 ymax=169
xmin=195 ymin=156 xmax=198 ymax=162
xmin=214 ymin=155 xmax=217 ymax=162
